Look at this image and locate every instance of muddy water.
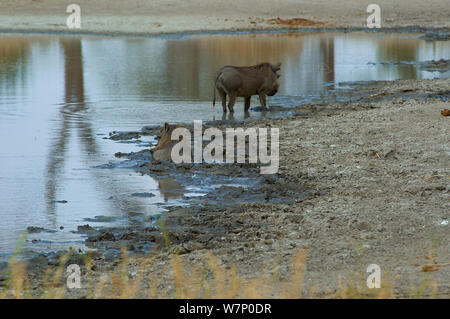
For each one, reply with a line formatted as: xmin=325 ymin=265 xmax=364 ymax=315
xmin=0 ymin=31 xmax=449 ymax=260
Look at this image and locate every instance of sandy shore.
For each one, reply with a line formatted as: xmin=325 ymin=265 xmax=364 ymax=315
xmin=0 ymin=0 xmax=449 ymax=36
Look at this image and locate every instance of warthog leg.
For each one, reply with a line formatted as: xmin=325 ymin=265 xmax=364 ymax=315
xmin=227 ymin=92 xmax=236 ymax=113
xmin=244 ymin=96 xmax=251 ymax=112
xmin=258 ymin=92 xmax=267 ymax=110
xmin=217 ymin=87 xmax=227 ymax=112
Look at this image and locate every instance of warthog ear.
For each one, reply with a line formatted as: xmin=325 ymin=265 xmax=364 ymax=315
xmin=164 ymin=123 xmax=169 ymax=131
xmin=272 ymin=62 xmax=282 ymax=72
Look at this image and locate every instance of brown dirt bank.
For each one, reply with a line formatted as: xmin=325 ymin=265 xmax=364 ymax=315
xmin=0 ymin=0 xmax=449 ymax=36
xmin=3 ymin=78 xmax=448 ymax=298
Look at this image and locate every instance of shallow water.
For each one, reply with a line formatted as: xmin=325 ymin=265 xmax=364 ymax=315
xmin=0 ymin=31 xmax=449 ymax=259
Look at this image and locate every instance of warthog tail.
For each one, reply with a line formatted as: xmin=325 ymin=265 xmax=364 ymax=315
xmin=213 ymin=85 xmax=216 ymax=108
xmin=213 ymin=71 xmax=222 ymax=108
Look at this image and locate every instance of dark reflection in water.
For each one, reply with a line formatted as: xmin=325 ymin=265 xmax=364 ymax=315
xmin=0 ymin=32 xmax=449 ymax=259
xmin=157 ymin=178 xmax=186 ymax=202
xmin=46 ymin=39 xmax=88 ymax=218
xmin=320 ymin=36 xmax=335 ymax=87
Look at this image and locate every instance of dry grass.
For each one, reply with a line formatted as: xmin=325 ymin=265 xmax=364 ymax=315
xmin=0 ymin=231 xmax=445 ymax=299
xmin=0 ymin=247 xmax=444 ymax=299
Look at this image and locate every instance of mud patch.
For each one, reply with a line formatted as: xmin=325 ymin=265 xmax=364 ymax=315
xmin=26 ymin=227 xmax=57 ymax=234
xmin=267 ymin=17 xmax=326 ymax=27
xmin=131 ymin=192 xmax=156 ymax=198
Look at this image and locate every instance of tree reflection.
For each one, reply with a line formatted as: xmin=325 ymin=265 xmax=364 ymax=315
xmin=320 ymin=36 xmax=335 ymax=88
xmin=45 ymin=38 xmax=178 ymax=224
xmin=0 ymin=37 xmax=35 ymax=94
xmin=45 ymin=38 xmax=88 ymax=219
xmin=376 ymin=37 xmax=419 ymax=79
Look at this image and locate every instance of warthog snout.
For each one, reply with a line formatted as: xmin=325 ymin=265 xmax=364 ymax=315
xmin=267 ymin=82 xmax=280 ymax=96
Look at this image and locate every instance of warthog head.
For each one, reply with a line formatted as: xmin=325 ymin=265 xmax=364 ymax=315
xmin=267 ymin=62 xmax=281 ymax=96
xmin=151 ymin=123 xmax=185 ymax=153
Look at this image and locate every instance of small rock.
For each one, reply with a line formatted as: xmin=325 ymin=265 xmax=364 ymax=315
xmin=103 ymin=249 xmax=121 ymax=261
xmin=26 ymin=226 xmax=44 ymax=234
xmin=77 ymin=224 xmax=96 ymax=233
xmin=131 ymin=192 xmax=156 ymax=198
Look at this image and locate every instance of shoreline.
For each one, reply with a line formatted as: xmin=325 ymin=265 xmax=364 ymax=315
xmin=1 ymin=26 xmax=449 ymax=39
xmin=1 ymin=0 xmax=449 ymax=38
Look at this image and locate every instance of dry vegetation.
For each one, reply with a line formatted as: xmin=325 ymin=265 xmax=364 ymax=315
xmin=0 ymin=231 xmax=443 ymax=299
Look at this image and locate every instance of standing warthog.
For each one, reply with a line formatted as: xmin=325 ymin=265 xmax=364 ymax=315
xmin=213 ymin=62 xmax=281 ymax=113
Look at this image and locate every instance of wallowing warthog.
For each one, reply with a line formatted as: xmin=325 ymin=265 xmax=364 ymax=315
xmin=213 ymin=62 xmax=281 ymax=113
xmin=150 ymin=123 xmax=185 ymax=162
xmin=150 ymin=121 xmax=280 ymax=174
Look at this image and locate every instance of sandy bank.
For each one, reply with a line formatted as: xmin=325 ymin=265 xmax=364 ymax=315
xmin=0 ymin=0 xmax=449 ymax=36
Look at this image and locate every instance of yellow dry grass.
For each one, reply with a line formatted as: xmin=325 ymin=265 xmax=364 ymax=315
xmin=0 ymin=231 xmax=445 ymax=299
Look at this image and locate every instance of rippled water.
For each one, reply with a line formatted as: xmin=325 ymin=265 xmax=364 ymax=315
xmin=0 ymin=31 xmax=449 ymax=259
